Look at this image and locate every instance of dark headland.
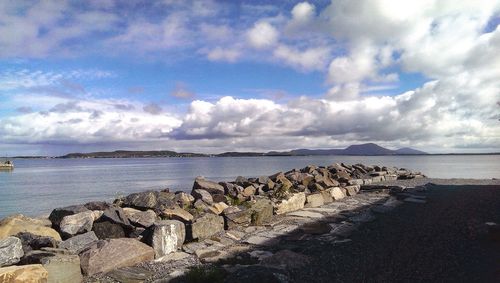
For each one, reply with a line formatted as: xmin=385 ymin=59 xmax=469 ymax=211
xmin=0 ymin=162 xmax=498 ymax=282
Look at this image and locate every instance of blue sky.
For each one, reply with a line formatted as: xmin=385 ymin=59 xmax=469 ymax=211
xmin=0 ymin=0 xmax=499 ymax=155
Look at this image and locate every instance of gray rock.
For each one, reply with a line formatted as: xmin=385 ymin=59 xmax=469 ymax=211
xmin=274 ymin=192 xmax=306 ymax=215
xmin=100 ymin=206 xmax=132 ymax=227
xmin=92 ymin=221 xmax=125 ymax=239
xmin=58 ymin=231 xmax=98 ymax=254
xmin=0 ymin=236 xmax=24 ymax=267
xmin=122 ymin=190 xmax=159 ymax=210
xmin=79 ymin=238 xmax=154 ymax=276
xmin=344 ymin=185 xmax=360 ymax=196
xmin=84 ymin=201 xmax=111 ymax=211
xmin=107 ymin=266 xmax=154 ymax=283
xmin=191 ymin=189 xmax=214 ymax=204
xmin=59 ymin=211 xmax=95 ymax=237
xmin=191 ymin=214 xmax=224 ymax=240
xmin=15 ymin=232 xmax=58 ymax=253
xmin=193 ymin=177 xmax=225 ymax=195
xmin=173 ymin=192 xmax=194 ymax=207
xmin=48 ymin=205 xmax=89 ymax=229
xmin=305 ymin=193 xmax=324 ymax=208
xmin=123 ymin=208 xmax=157 ymax=228
xmin=145 ymin=220 xmax=185 ymax=258
xmin=327 ymin=187 xmax=346 ymax=200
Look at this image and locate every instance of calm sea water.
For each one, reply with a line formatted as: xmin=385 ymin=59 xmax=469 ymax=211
xmin=0 ymin=155 xmax=499 ymax=218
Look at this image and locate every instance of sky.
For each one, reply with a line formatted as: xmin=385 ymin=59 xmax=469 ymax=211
xmin=0 ymin=0 xmax=499 ymax=156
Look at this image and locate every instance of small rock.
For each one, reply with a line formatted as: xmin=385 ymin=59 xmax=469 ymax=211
xmin=0 ymin=214 xmax=62 ymax=241
xmin=193 ymin=177 xmax=225 ymax=195
xmin=48 ymin=205 xmax=89 ymax=229
xmin=287 ymin=211 xmax=324 ymax=219
xmin=212 ymin=202 xmax=229 ymax=215
xmin=327 ymin=187 xmax=345 ymax=200
xmin=122 ymin=190 xmax=159 ymax=210
xmin=15 ymin=232 xmax=58 ymax=254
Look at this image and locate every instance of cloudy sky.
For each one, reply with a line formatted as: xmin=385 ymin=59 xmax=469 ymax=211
xmin=0 ymin=0 xmax=499 ymax=155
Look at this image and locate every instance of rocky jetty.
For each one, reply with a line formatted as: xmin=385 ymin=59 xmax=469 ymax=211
xmin=0 ymin=163 xmax=425 ymax=282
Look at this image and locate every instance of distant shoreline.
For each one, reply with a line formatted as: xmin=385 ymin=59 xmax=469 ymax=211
xmin=3 ymin=152 xmax=499 ymax=159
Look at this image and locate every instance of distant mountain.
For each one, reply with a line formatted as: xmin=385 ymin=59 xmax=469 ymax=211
xmin=58 ymin=143 xmax=428 ymax=158
xmin=267 ymin=143 xmax=428 ymax=156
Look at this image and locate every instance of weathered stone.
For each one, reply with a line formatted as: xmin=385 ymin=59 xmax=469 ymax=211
xmin=100 ymin=206 xmax=132 ymax=228
xmin=242 ymin=186 xmax=256 ymax=197
xmin=348 ymin=179 xmax=364 ymax=185
xmin=92 ymin=221 xmax=125 ymax=239
xmin=123 ymin=208 xmax=157 ymax=228
xmin=244 ymin=235 xmax=279 ymax=246
xmin=58 ymin=231 xmax=98 ymax=254
xmin=211 ymin=202 xmax=229 ymax=215
xmin=212 ymin=193 xmax=226 ymax=203
xmin=59 ymin=211 xmax=94 ymax=237
xmin=79 ymin=238 xmax=154 ymax=276
xmin=15 ymin=232 xmax=57 ymax=254
xmin=145 ymin=220 xmax=185 ymax=258
xmin=48 ymin=205 xmax=89 ymax=229
xmin=122 ymin=191 xmax=158 ymax=210
xmin=305 ymin=193 xmax=324 ymax=208
xmin=161 ymin=207 xmax=193 ymax=222
xmin=0 ymin=264 xmax=48 ymax=282
xmin=327 ymin=187 xmax=345 ymax=200
xmin=193 ymin=177 xmax=225 ymax=195
xmin=371 ymin=175 xmax=385 ymax=182
xmin=0 ymin=215 xmax=61 ymax=241
xmin=288 ymin=211 xmax=324 ymax=219
xmin=274 ymin=192 xmax=306 ymax=215
xmin=191 ymin=214 xmax=224 ymax=240
xmin=249 ymin=199 xmax=273 ymax=225
xmin=84 ymin=201 xmax=111 ymax=211
xmin=320 ymin=190 xmax=333 ymax=203
xmin=41 ymin=253 xmax=82 ymax=283
xmin=344 ymin=185 xmax=359 ymax=196
xmin=173 ymin=192 xmax=194 ymax=207
xmin=19 ymin=250 xmax=56 ymax=265
xmin=0 ymin=237 xmax=23 ymax=267
xmin=191 ymin=189 xmax=213 ymax=204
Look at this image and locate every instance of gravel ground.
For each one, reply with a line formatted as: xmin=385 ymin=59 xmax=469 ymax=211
xmin=289 ymin=182 xmax=500 ymax=282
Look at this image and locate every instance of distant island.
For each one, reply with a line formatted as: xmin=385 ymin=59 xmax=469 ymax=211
xmin=56 ymin=143 xmax=429 ymax=158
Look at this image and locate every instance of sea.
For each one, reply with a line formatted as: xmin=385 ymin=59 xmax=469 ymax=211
xmin=0 ymin=155 xmax=499 ymax=218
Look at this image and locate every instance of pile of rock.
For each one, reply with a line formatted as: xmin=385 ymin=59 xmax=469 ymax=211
xmin=0 ymin=163 xmax=423 ymax=281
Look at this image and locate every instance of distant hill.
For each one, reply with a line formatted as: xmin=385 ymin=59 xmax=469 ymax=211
xmin=267 ymin=143 xmax=428 ymax=156
xmin=58 ymin=143 xmax=428 ymax=158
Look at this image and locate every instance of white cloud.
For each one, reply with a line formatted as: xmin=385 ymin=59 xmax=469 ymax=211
xmin=205 ymin=47 xmax=241 ymax=62
xmin=273 ymin=44 xmax=330 ymax=71
xmin=291 ymin=2 xmax=315 ymax=23
xmin=247 ymin=21 xmax=279 ymax=49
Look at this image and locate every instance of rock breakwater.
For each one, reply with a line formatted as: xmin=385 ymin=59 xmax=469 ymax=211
xmin=0 ymin=163 xmax=425 ymax=282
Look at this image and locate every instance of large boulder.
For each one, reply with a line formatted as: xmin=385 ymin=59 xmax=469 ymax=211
xmin=0 ymin=237 xmax=24 ymax=267
xmin=327 ymin=187 xmax=346 ymax=200
xmin=79 ymin=238 xmax=154 ymax=276
xmin=193 ymin=177 xmax=225 ymax=195
xmin=144 ymin=220 xmax=185 ymax=258
xmin=273 ymin=192 xmax=306 ymax=215
xmin=100 ymin=207 xmax=132 ymax=228
xmin=191 ymin=214 xmax=224 ymax=240
xmin=173 ymin=192 xmax=194 ymax=207
xmin=305 ymin=193 xmax=324 ymax=208
xmin=58 ymin=231 xmax=98 ymax=254
xmin=0 ymin=215 xmax=61 ymax=241
xmin=161 ymin=207 xmax=193 ymax=222
xmin=122 ymin=191 xmax=158 ymax=210
xmin=0 ymin=264 xmax=48 ymax=282
xmin=48 ymin=205 xmax=89 ymax=229
xmin=92 ymin=222 xmax=125 ymax=239
xmin=191 ymin=189 xmax=213 ymax=204
xmin=122 ymin=208 xmax=157 ymax=228
xmin=41 ymin=254 xmax=83 ymax=283
xmin=224 ymin=198 xmax=273 ymax=229
xmin=59 ymin=211 xmax=95 ymax=238
xmin=84 ymin=201 xmax=111 ymax=211
xmin=15 ymin=232 xmax=58 ymax=254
